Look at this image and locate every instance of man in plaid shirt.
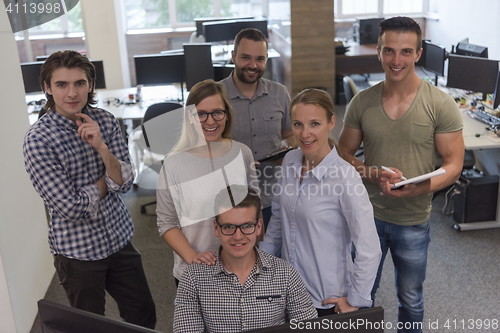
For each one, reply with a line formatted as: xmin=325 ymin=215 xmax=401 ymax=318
xmin=23 ymin=51 xmax=156 ymax=329
xmin=174 ymin=186 xmax=317 ymax=332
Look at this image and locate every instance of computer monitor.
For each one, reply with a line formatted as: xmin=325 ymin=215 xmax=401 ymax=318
xmin=203 ymin=20 xmax=238 ymax=43
xmin=234 ymin=19 xmax=268 ymax=38
xmin=203 ymin=18 xmax=268 ymax=43
xmin=36 ymin=299 xmax=160 ymax=333
xmin=356 ymin=18 xmax=384 ymax=45
xmin=247 ymin=307 xmax=384 ymax=332
xmin=195 ymin=16 xmax=253 ymax=37
xmin=415 ymin=39 xmax=428 ymax=68
xmin=90 ymin=60 xmax=106 ymax=89
xmin=29 ymin=57 xmax=105 ymax=90
xmin=493 ymin=71 xmax=500 ymax=110
xmin=423 ymin=41 xmax=446 ymax=77
xmin=183 ymin=43 xmax=214 ymax=91
xmin=456 ymin=42 xmax=488 ymax=58
xmin=447 ymin=54 xmax=499 ymax=96
xmin=36 ymin=55 xmax=50 ymax=61
xmin=134 ymin=53 xmax=185 ymax=86
xmin=21 ymin=61 xmax=44 ymax=94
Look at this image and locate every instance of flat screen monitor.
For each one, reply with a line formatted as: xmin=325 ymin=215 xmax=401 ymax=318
xmin=447 ymin=54 xmax=499 ymax=95
xmin=234 ymin=19 xmax=268 ymax=38
xmin=134 ymin=53 xmax=185 ymax=86
xmin=423 ymin=41 xmax=446 ymax=77
xmin=29 ymin=57 xmax=105 ymax=90
xmin=90 ymin=60 xmax=106 ymax=89
xmin=183 ymin=43 xmax=214 ymax=91
xmin=493 ymin=71 xmax=500 ymax=109
xmin=195 ymin=16 xmax=253 ymax=37
xmin=357 ymin=18 xmax=384 ymax=45
xmin=36 ymin=55 xmax=50 ymax=61
xmin=36 ymin=299 xmax=160 ymax=333
xmin=415 ymin=39 xmax=428 ymax=67
xmin=203 ymin=18 xmax=268 ymax=43
xmin=456 ymin=42 xmax=488 ymax=58
xmin=203 ymin=20 xmax=238 ymax=43
xmin=21 ymin=61 xmax=44 ymax=94
xmin=247 ymin=307 xmax=384 ymax=332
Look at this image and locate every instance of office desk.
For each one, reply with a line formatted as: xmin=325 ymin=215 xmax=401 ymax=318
xmin=335 ymin=43 xmax=382 ymax=75
xmin=457 ymin=108 xmax=500 ymax=231
xmin=26 ymin=85 xmax=183 ymax=125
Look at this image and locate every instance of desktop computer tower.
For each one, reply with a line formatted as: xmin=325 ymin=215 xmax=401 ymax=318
xmin=453 ymin=175 xmax=499 ymax=223
xmin=355 ymin=18 xmax=383 ymax=44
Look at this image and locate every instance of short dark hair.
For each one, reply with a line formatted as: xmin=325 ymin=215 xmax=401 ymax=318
xmin=214 ymin=185 xmax=261 ymax=222
xmin=40 ymin=50 xmax=97 ymax=111
xmin=377 ymin=16 xmax=422 ymax=51
xmin=185 ymin=79 xmax=234 ymax=139
xmin=233 ymin=28 xmax=268 ymax=55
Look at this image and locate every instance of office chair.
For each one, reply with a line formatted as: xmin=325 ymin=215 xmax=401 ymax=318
xmin=134 ymin=102 xmax=184 ymax=214
xmin=342 ymin=76 xmax=364 ymax=158
xmin=343 ymin=75 xmax=359 ymax=107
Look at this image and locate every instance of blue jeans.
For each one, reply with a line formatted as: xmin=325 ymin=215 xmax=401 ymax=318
xmin=371 ymin=218 xmax=430 ymax=333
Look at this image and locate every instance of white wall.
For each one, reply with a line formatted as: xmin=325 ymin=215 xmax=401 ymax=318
xmin=0 ymin=8 xmax=55 ymax=333
xmin=426 ymin=0 xmax=500 ymax=175
xmin=426 ymin=0 xmax=500 ymax=60
xmin=80 ymin=0 xmax=131 ymax=89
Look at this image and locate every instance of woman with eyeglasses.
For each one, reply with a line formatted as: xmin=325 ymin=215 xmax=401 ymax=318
xmin=259 ymin=88 xmax=381 ymax=317
xmin=156 ymin=79 xmax=259 ymax=285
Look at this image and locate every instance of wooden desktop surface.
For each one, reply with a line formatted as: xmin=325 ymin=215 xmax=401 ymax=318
xmin=336 ymin=43 xmax=382 ymax=75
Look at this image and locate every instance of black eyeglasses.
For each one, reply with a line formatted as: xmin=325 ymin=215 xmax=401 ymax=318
xmin=216 ymin=221 xmax=258 ymax=236
xmin=192 ymin=110 xmax=227 ymax=123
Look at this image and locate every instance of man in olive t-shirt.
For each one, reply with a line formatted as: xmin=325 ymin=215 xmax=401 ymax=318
xmin=339 ymin=17 xmax=464 ymax=333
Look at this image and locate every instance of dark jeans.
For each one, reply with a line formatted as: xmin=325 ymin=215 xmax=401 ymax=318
xmin=54 ymin=242 xmax=156 ymax=329
xmin=316 ymin=307 xmax=336 ymax=317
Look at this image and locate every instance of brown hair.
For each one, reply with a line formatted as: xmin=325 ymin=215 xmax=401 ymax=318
xmin=186 ymin=79 xmax=234 ymax=139
xmin=233 ymin=28 xmax=268 ymax=55
xmin=39 ymin=50 xmax=97 ymax=111
xmin=377 ymin=16 xmax=422 ymax=51
xmin=290 ymin=88 xmax=337 ymax=147
xmin=214 ymin=185 xmax=261 ymax=222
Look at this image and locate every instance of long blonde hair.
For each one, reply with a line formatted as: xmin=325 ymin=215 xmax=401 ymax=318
xmin=170 ymin=79 xmax=234 ymax=154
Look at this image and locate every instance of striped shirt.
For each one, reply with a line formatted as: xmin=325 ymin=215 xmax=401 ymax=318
xmin=174 ymin=248 xmax=317 ymax=333
xmin=23 ymin=107 xmax=135 ymax=261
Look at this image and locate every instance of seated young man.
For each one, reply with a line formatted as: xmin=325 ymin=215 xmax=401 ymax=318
xmin=173 ymin=185 xmax=317 ymax=333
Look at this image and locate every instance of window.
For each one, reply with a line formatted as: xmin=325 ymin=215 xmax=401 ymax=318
xmin=335 ymin=0 xmax=427 ymax=19
xmin=123 ymin=0 xmax=263 ymax=31
xmin=15 ymin=2 xmax=83 ymax=37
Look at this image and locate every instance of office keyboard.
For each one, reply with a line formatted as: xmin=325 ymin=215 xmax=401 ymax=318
xmin=467 ymin=109 xmax=500 ymax=129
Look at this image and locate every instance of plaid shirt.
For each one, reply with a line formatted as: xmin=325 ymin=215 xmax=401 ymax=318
xmin=23 ymin=108 xmax=135 ymax=261
xmin=174 ymin=248 xmax=317 ymax=333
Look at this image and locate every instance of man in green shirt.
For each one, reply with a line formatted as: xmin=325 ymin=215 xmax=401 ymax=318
xmin=339 ymin=16 xmax=464 ymax=333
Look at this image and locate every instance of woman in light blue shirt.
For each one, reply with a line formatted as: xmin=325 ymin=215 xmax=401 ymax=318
xmin=260 ymin=88 xmax=381 ymax=316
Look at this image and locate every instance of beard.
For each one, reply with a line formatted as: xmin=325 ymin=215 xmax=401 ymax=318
xmin=235 ymin=66 xmax=264 ymax=84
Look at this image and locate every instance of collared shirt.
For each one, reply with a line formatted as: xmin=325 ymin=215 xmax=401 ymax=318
xmin=220 ymin=74 xmax=291 ymax=208
xmin=23 ymin=108 xmax=135 ymax=261
xmin=173 ymin=248 xmax=317 ymax=333
xmin=259 ymin=148 xmax=381 ymax=309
